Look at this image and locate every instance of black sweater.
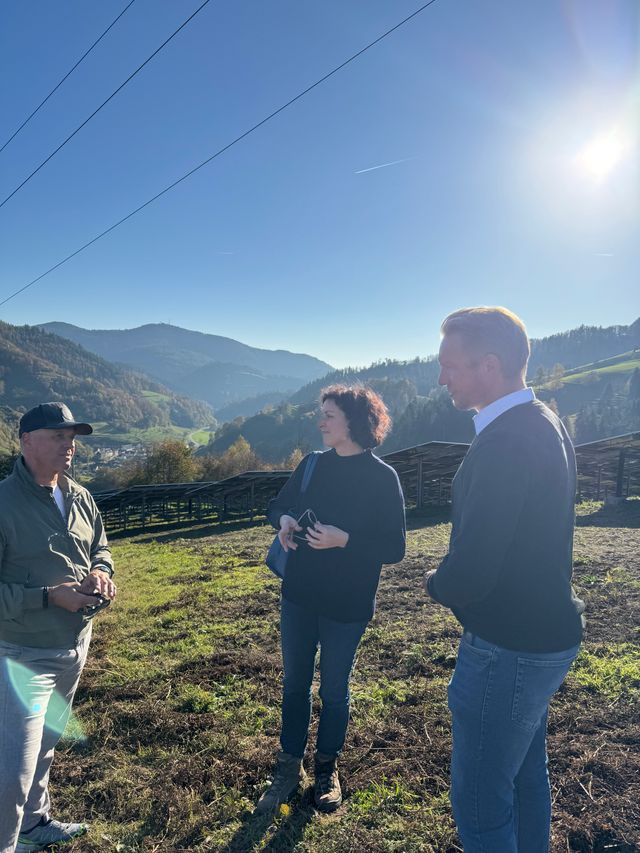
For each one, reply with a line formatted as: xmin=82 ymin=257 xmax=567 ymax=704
xmin=427 ymin=400 xmax=584 ymax=652
xmin=267 ymin=448 xmax=406 ymax=622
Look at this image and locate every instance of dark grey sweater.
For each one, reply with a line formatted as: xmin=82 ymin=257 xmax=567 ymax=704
xmin=268 ymin=448 xmax=406 ymax=622
xmin=427 ymin=400 xmax=584 ymax=652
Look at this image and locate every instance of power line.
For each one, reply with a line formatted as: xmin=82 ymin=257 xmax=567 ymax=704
xmin=0 ymin=0 xmax=138 ymax=155
xmin=0 ymin=0 xmax=213 ymax=211
xmin=0 ymin=0 xmax=440 ymax=310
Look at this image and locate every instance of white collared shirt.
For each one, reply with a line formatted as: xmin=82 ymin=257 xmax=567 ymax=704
xmin=473 ymin=387 xmax=536 ymax=435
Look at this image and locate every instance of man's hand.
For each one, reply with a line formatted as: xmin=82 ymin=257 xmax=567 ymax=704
xmin=278 ymin=515 xmax=302 ymax=552
xmin=80 ymin=569 xmax=116 ymax=601
xmin=48 ymin=582 xmax=102 ymax=613
xmin=306 ymin=522 xmax=349 ymax=550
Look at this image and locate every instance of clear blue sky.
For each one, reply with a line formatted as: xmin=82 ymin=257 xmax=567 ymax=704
xmin=1 ymin=0 xmax=638 ymax=368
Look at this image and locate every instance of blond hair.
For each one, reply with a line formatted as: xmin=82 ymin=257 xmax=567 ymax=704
xmin=441 ymin=306 xmax=530 ymax=379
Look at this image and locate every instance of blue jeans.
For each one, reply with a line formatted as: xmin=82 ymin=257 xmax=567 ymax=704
xmin=279 ymin=597 xmax=368 ymax=759
xmin=448 ymin=632 xmax=580 ymax=853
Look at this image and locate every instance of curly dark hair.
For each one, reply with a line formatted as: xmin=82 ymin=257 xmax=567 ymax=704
xmin=320 ymin=384 xmax=391 ymax=449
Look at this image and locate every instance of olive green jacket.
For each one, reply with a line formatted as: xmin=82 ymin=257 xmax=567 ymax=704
xmin=0 ymin=457 xmax=113 ymax=647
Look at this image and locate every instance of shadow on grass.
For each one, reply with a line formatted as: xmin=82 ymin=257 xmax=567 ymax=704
xmin=406 ymin=507 xmax=451 ymax=530
xmin=221 ymin=801 xmax=315 ymax=853
xmin=110 ymin=516 xmax=270 ymax=543
xmin=576 ymin=499 xmax=640 ymax=529
xmin=107 ymin=504 xmax=455 ymax=543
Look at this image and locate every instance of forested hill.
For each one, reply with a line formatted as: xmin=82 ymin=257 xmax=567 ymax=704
xmin=288 ymin=358 xmax=441 ymax=405
xmin=202 ymin=317 xmax=640 ymax=462
xmin=39 ymin=321 xmax=332 ymax=380
xmin=38 ymin=318 xmax=638 ymax=423
xmin=38 ymin=322 xmax=333 ymax=414
xmin=529 ymin=318 xmax=640 ymax=374
xmin=202 ymin=360 xmax=474 ymax=463
xmin=0 ymin=322 xmax=213 ymax=453
xmin=274 ymin=319 xmax=640 ymax=409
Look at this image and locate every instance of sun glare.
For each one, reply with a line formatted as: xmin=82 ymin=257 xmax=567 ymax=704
xmin=526 ymin=98 xmax=638 ymax=231
xmin=575 ymin=127 xmax=630 ymax=182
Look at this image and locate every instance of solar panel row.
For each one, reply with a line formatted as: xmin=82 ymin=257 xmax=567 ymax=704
xmin=93 ymin=433 xmax=640 ymax=533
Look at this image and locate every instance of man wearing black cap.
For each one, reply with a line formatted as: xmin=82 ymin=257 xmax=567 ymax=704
xmin=0 ymin=402 xmax=116 ymax=853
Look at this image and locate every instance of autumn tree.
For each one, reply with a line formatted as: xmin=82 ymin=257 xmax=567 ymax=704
xmin=198 ymin=437 xmax=263 ymax=482
xmin=549 ymin=364 xmax=566 ymax=390
xmin=128 ymin=440 xmax=199 ymax=485
xmin=283 ymin=448 xmax=304 ymax=470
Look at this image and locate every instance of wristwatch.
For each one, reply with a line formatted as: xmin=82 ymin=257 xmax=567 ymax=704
xmin=91 ymin=563 xmax=114 ymax=578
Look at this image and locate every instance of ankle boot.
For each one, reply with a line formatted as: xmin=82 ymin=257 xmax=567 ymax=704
xmin=255 ymin=751 xmax=307 ymax=814
xmin=314 ymin=751 xmax=342 ymax=812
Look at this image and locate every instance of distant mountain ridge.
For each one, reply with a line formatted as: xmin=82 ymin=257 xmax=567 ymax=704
xmin=200 ymin=316 xmax=640 ymax=461
xmin=38 ymin=318 xmax=639 ymax=425
xmin=0 ymin=321 xmax=213 ymax=454
xmin=283 ymin=319 xmax=640 ymax=407
xmin=39 ymin=322 xmax=333 ymax=413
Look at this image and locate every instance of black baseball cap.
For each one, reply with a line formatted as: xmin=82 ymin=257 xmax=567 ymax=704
xmin=19 ymin=402 xmax=93 ymax=437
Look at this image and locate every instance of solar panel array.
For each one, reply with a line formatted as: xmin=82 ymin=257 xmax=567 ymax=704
xmin=93 ymin=433 xmax=640 ymax=533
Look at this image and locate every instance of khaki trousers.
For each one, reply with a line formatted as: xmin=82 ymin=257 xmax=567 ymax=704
xmin=0 ymin=631 xmax=90 ymax=853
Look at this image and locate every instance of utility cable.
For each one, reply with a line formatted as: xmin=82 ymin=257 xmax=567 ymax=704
xmin=0 ymin=0 xmax=213 ymax=210
xmin=0 ymin=0 xmax=440 ymax=309
xmin=0 ymin=0 xmax=138 ymax=155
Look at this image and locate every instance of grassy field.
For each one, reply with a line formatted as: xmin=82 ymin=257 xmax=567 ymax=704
xmin=89 ymin=423 xmax=211 ymax=447
xmin=52 ymin=502 xmax=640 ymax=852
xmin=557 ymin=351 xmax=640 ymax=385
xmin=189 ymin=429 xmax=216 ymax=446
xmin=140 ymin=391 xmax=173 ymax=403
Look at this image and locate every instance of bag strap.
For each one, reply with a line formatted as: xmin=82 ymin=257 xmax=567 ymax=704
xmin=300 ymin=452 xmax=319 ymax=494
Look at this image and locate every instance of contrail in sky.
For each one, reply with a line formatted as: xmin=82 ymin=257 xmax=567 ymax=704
xmin=354 ymin=157 xmax=414 ymax=174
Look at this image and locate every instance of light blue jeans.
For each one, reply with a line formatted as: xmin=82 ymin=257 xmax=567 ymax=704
xmin=448 ymin=631 xmax=580 ymax=853
xmin=0 ymin=632 xmax=90 ymax=853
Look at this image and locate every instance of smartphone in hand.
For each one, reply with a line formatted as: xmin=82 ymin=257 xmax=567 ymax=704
xmin=292 ymin=509 xmax=318 ymax=543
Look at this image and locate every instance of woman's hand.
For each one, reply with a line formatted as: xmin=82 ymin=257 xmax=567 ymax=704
xmin=278 ymin=514 xmax=302 ymax=552
xmin=306 ymin=522 xmax=349 ymax=550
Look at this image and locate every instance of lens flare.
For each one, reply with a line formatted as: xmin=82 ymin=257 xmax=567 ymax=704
xmin=6 ymin=659 xmax=85 ymax=740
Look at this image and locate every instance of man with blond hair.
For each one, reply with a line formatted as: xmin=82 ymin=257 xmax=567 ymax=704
xmin=424 ymin=307 xmax=584 ymax=852
xmin=0 ymin=402 xmax=115 ymax=853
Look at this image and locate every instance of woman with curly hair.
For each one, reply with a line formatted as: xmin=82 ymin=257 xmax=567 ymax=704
xmin=256 ymin=385 xmax=406 ymax=814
